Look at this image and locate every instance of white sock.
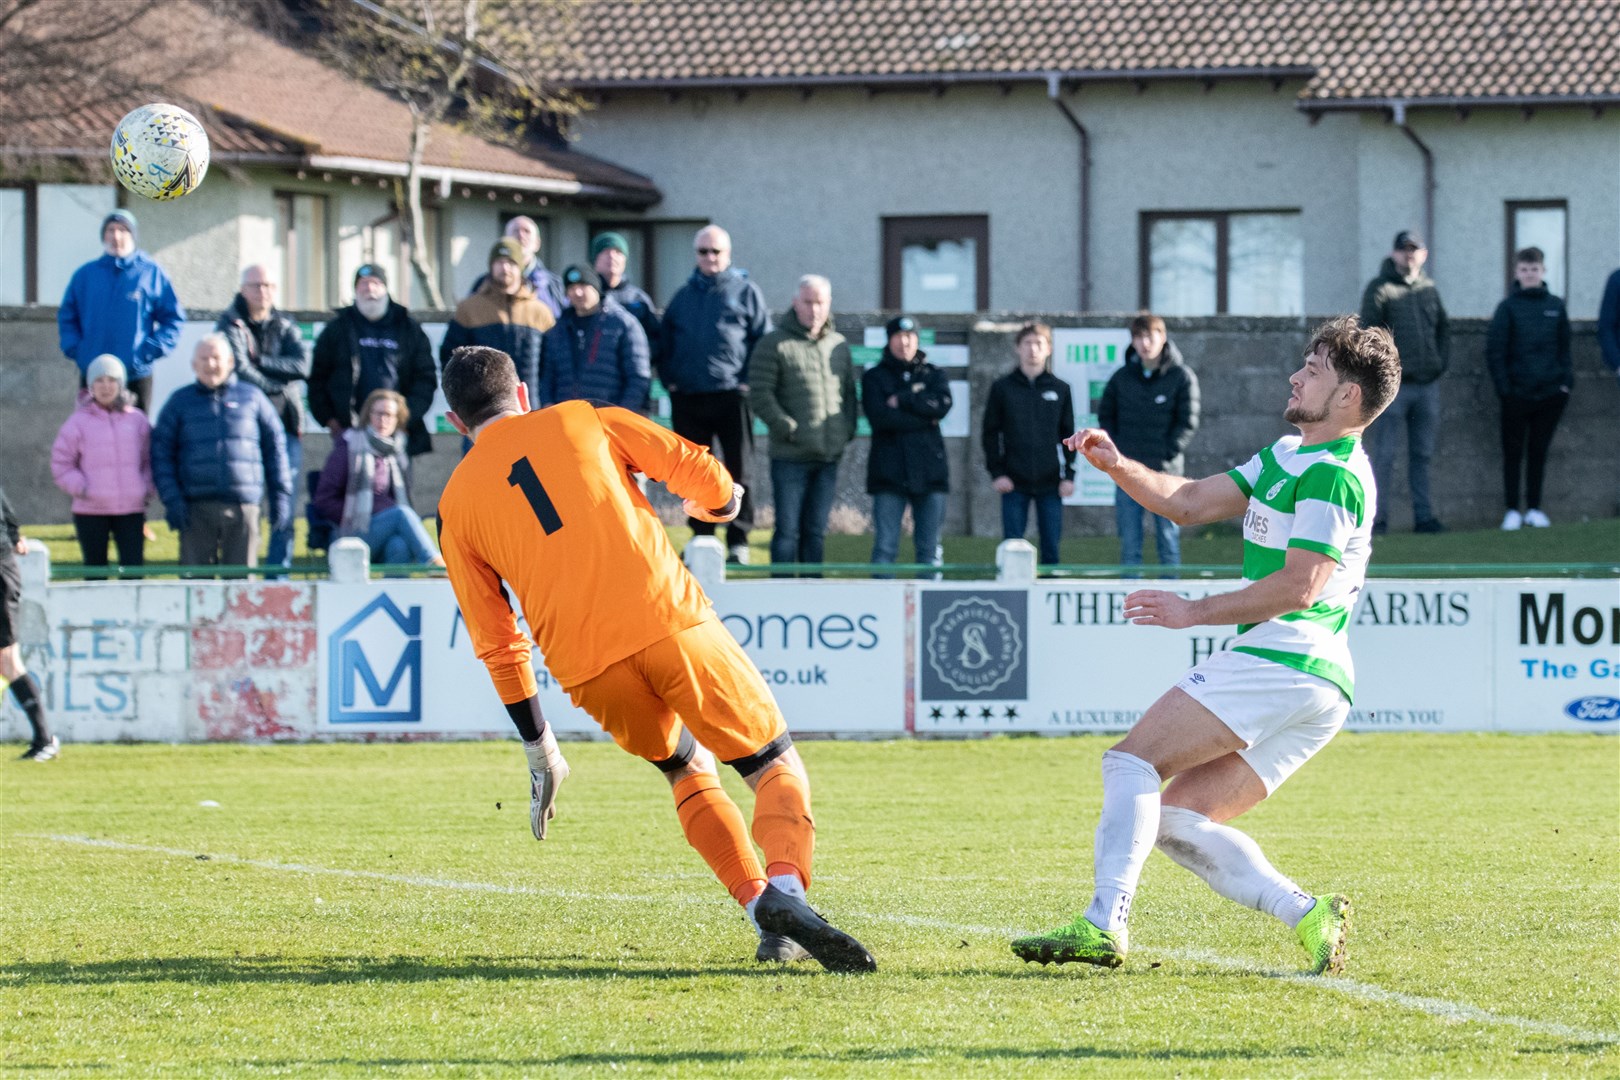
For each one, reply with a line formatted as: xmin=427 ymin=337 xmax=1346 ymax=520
xmin=768 ymin=872 xmax=805 ymax=900
xmin=1083 ymin=750 xmax=1162 ymax=932
xmin=1155 ymin=805 xmax=1316 ymax=928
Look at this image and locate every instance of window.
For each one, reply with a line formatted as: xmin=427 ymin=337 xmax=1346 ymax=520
xmin=0 ymin=187 xmax=27 ymax=304
xmin=275 ymin=192 xmax=329 ymax=309
xmin=883 ymin=215 xmax=989 ymax=312
xmin=1140 ymin=211 xmax=1302 ymax=316
xmin=39 ymin=184 xmax=118 ymax=303
xmin=1507 ymin=200 xmax=1567 ymax=297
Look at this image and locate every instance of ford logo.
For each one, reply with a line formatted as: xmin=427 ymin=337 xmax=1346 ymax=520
xmin=1564 ymin=697 xmax=1620 ymax=723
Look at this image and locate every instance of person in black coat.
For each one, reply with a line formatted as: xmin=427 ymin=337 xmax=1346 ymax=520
xmin=215 ymin=264 xmax=310 ymax=569
xmin=309 ymin=264 xmax=438 ymax=458
xmin=863 ymin=315 xmax=952 ymax=571
xmin=1486 ymin=247 xmax=1572 ymax=530
xmin=983 ymin=323 xmax=1076 ymax=564
xmin=1097 ymin=313 xmax=1200 ymax=570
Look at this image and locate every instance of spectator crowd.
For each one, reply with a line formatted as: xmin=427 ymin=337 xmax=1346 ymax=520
xmin=29 ymin=209 xmax=1620 ymax=580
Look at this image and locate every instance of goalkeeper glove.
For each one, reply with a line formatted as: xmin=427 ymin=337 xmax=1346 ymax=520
xmin=683 ymin=482 xmax=744 ymax=524
xmin=523 ymin=724 xmax=570 ymax=841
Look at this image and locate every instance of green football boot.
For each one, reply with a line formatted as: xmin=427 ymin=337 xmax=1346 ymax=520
xmin=1295 ymin=893 xmax=1352 ymax=975
xmin=1011 ymin=916 xmax=1127 ymax=968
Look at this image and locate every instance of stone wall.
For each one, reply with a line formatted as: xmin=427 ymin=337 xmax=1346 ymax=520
xmin=3 ymin=306 xmax=1616 ymax=534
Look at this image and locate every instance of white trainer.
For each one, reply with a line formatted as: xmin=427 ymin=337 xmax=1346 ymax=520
xmin=1524 ymin=509 xmax=1551 ymax=528
xmin=1501 ymin=510 xmax=1523 ymax=531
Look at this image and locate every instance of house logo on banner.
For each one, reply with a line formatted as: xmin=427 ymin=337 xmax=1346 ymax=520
xmin=921 ymin=592 xmax=1028 ymax=705
xmin=328 ymin=594 xmax=422 ymax=724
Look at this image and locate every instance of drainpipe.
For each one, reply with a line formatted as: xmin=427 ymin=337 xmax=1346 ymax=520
xmin=1048 ymin=73 xmax=1091 ymax=311
xmin=1391 ymin=100 xmax=1436 ymax=267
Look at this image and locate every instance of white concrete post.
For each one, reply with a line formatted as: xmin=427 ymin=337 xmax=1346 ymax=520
xmin=995 ymin=539 xmax=1038 ymax=585
xmin=17 ymin=540 xmax=50 ymax=644
xmin=683 ymin=536 xmax=727 ymax=593
xmin=327 ymin=537 xmax=371 ymax=584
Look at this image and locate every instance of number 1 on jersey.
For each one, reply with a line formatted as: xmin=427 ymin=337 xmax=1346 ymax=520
xmin=507 ymin=457 xmax=563 ymax=534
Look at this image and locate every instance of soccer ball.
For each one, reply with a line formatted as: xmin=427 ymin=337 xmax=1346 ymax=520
xmin=110 ymin=104 xmax=210 ymax=201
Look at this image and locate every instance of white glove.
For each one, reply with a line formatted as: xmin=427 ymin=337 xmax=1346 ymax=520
xmin=524 ymin=728 xmax=570 ymax=841
xmin=683 ymin=482 xmax=744 ymax=524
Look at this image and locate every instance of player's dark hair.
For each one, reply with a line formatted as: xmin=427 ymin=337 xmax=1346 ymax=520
xmin=1514 ymin=246 xmax=1544 ymax=266
xmin=1306 ymin=315 xmax=1401 ymax=422
xmin=442 ymin=345 xmax=520 ymax=429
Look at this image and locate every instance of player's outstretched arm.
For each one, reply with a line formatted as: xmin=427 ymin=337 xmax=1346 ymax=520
xmin=1062 ymin=428 xmax=1246 ymax=527
xmin=1124 ymin=547 xmax=1338 ymax=629
xmin=599 ymin=406 xmax=734 ymax=511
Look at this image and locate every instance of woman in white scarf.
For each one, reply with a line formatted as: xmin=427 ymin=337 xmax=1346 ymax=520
xmin=313 ymin=390 xmax=442 ymax=565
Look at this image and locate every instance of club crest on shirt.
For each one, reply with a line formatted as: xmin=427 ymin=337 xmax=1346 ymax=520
xmin=1266 ymin=478 xmax=1287 ymax=500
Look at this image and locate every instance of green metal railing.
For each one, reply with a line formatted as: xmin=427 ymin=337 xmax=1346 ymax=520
xmin=50 ymin=561 xmax=1620 ymax=581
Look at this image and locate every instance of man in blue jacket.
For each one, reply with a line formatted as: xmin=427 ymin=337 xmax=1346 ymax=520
xmin=152 ymin=334 xmax=290 ymax=569
xmin=655 ymin=225 xmax=771 ymax=562
xmin=539 ymin=265 xmax=650 ymax=411
xmin=57 ymin=209 xmax=185 ymax=413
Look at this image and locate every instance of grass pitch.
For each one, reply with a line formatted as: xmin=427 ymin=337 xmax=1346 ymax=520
xmin=3 ymin=736 xmax=1617 ymax=1077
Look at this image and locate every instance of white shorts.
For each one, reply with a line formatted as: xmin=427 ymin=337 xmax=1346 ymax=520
xmin=1176 ymin=649 xmax=1348 ymax=794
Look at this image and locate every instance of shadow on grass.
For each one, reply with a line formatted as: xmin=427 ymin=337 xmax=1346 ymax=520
xmin=0 ymin=954 xmax=779 ymax=986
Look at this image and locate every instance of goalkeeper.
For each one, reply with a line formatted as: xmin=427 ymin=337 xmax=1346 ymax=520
xmin=1012 ymin=316 xmax=1401 ymax=976
xmin=436 ymin=345 xmax=874 ymax=974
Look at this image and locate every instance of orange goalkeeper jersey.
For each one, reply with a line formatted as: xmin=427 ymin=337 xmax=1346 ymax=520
xmin=438 ymin=402 xmax=734 ymax=701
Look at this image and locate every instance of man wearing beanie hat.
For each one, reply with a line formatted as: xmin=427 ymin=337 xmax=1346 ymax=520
xmin=1359 ymin=228 xmax=1450 ymax=534
xmin=592 ymin=231 xmax=661 ymax=358
xmin=863 ymin=314 xmax=952 ymax=574
xmin=58 ymin=209 xmax=186 ymax=413
xmin=441 ymin=238 xmax=555 ymax=413
xmin=310 ymin=263 xmax=438 ymax=456
xmin=538 ymin=264 xmax=650 ymax=411
xmin=467 ymin=216 xmax=565 ymax=317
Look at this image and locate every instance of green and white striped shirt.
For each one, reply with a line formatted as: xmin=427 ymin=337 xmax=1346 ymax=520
xmin=1225 ymin=434 xmax=1375 ymax=700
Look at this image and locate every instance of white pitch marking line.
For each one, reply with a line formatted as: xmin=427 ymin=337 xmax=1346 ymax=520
xmin=36 ymin=834 xmax=1618 ymax=1045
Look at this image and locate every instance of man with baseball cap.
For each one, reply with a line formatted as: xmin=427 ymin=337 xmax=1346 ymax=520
xmin=1359 ymin=228 xmax=1451 ymax=534
xmin=442 ymin=238 xmax=555 ymax=409
xmin=310 ymin=263 xmax=438 ymax=456
xmin=58 ymin=209 xmax=186 ymax=413
xmin=538 ymin=264 xmax=650 ymax=411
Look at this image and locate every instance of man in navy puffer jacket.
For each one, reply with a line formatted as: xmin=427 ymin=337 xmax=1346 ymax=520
xmin=57 ymin=209 xmax=185 ymax=413
xmin=152 ymin=334 xmax=290 ymax=568
xmin=654 ymin=225 xmax=771 ymax=561
xmin=539 ymin=265 xmax=650 ymax=410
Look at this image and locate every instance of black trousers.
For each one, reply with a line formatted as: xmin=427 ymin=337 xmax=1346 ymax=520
xmin=73 ymin=512 xmax=147 ymax=569
xmin=1500 ymin=393 xmax=1568 ymax=511
xmin=669 ymin=390 xmax=754 ymax=546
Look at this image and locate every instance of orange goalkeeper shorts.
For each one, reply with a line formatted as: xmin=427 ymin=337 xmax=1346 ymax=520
xmin=566 ymin=613 xmax=787 ymax=764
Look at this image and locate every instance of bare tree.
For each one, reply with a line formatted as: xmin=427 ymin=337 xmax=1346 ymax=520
xmin=0 ymin=0 xmax=240 ymax=150
xmin=313 ymin=0 xmax=583 ymax=309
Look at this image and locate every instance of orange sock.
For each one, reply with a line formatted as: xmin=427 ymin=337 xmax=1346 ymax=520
xmin=672 ymin=773 xmax=766 ymax=905
xmin=750 ymin=766 xmax=815 ymax=889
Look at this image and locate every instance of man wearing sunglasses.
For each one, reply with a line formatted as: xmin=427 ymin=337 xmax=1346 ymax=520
xmin=655 ymin=225 xmax=772 ymax=563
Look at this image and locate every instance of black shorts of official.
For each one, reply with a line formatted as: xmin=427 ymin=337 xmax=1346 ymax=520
xmin=0 ymin=557 xmax=20 ymax=650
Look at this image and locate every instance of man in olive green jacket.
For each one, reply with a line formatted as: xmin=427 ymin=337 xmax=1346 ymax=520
xmin=748 ymin=274 xmax=858 ymax=568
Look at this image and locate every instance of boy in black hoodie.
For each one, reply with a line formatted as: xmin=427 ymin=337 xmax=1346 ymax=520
xmin=1486 ymin=247 xmax=1572 ymax=530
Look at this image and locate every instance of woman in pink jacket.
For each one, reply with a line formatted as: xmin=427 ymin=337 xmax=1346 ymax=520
xmin=50 ymin=354 xmax=155 ymax=568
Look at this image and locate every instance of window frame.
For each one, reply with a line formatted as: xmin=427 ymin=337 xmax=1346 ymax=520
xmin=0 ymin=181 xmax=38 ymax=304
xmin=1504 ymin=198 xmax=1568 ymax=296
xmin=1138 ymin=208 xmax=1301 ymax=315
xmin=274 ymin=190 xmax=332 ymax=310
xmin=882 ymin=214 xmax=990 ymax=311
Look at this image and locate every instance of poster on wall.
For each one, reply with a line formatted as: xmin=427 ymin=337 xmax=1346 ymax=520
xmin=1493 ymin=581 xmax=1619 ymax=732
xmin=1049 ymin=328 xmax=1131 ymax=506
xmin=316 ymin=579 xmax=913 ymax=738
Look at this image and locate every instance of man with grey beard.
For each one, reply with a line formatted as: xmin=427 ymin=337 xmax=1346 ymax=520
xmin=310 ymin=264 xmax=438 ymax=457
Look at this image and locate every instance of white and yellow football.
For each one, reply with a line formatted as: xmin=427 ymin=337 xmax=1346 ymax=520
xmin=110 ymin=103 xmax=210 ymax=201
